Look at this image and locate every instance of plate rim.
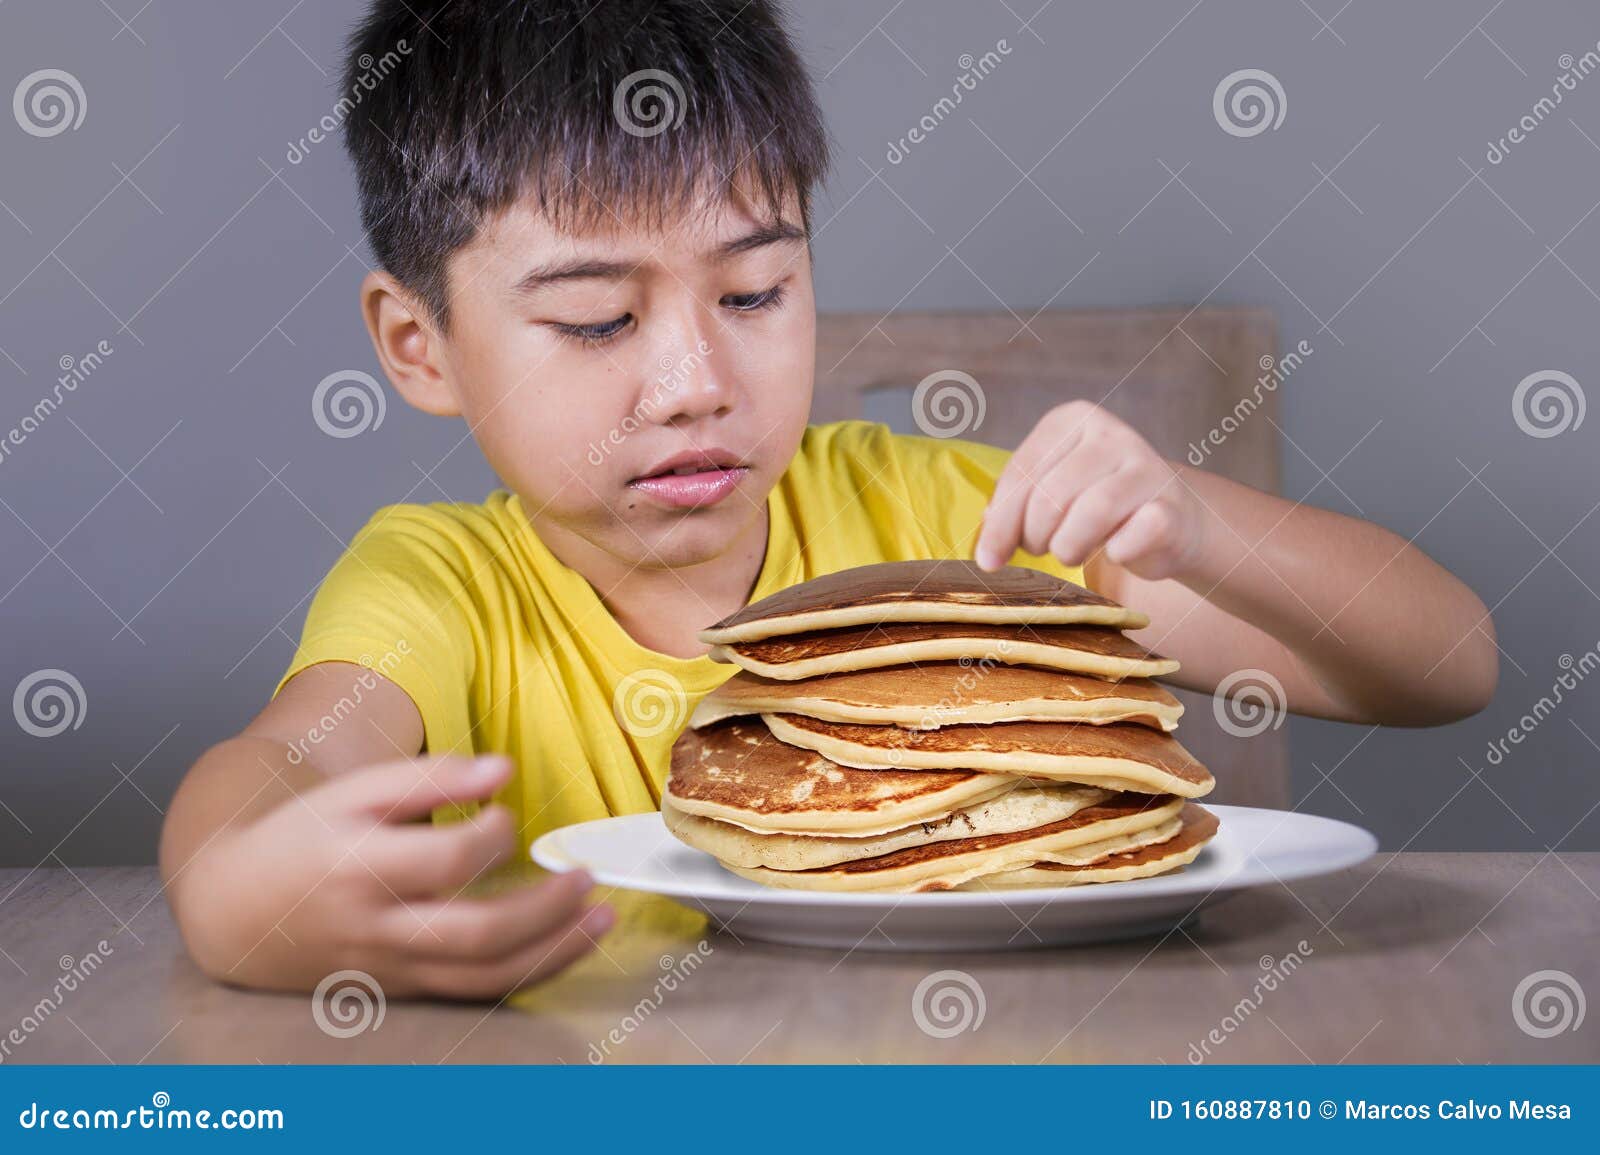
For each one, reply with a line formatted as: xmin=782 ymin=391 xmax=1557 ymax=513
xmin=530 ymin=804 xmax=1379 ymax=908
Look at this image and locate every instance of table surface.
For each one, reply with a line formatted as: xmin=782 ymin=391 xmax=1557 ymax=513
xmin=1 ymin=854 xmax=1595 ymax=1064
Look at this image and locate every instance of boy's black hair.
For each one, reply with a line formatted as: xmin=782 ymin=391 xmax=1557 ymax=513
xmin=342 ymin=0 xmax=832 ymax=326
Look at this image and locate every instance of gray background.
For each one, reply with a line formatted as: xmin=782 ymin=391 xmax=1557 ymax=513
xmin=2 ymin=0 xmax=1597 ymax=867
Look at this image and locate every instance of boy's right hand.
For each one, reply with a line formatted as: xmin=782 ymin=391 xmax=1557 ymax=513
xmin=170 ymin=754 xmax=613 ymax=1000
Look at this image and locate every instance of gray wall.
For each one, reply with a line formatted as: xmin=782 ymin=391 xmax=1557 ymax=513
xmin=2 ymin=0 xmax=1597 ymax=865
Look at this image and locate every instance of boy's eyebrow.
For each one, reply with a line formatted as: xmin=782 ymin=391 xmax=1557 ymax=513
xmin=510 ymin=222 xmax=807 ymax=297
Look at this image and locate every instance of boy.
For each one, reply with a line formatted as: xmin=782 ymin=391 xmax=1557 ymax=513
xmin=160 ymin=0 xmax=1497 ymax=1001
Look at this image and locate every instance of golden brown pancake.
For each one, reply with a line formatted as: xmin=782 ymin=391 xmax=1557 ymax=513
xmin=698 ymin=559 xmax=1147 ymax=643
xmin=662 ymin=781 xmax=1113 ymax=870
xmin=762 ymin=713 xmax=1214 ymax=798
xmin=959 ymin=804 xmax=1220 ymax=888
xmin=708 ymin=621 xmax=1177 ymax=681
xmin=666 ymin=716 xmax=1020 ymax=835
xmin=722 ymin=792 xmax=1185 ymax=892
xmin=690 ymin=662 xmax=1183 ymax=731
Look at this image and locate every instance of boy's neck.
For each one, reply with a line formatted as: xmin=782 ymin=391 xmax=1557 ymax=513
xmin=530 ymin=503 xmax=771 ymax=660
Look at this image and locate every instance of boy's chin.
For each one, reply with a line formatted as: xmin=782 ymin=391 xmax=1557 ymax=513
xmin=620 ymin=504 xmax=760 ymax=569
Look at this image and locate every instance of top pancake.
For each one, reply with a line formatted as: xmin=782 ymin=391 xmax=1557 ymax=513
xmin=690 ymin=662 xmax=1184 ymax=731
xmin=666 ymin=715 xmax=1019 ymax=835
xmin=698 ymin=559 xmax=1147 ymax=643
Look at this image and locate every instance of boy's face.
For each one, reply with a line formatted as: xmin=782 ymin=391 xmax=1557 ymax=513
xmin=421 ymin=184 xmax=815 ymax=574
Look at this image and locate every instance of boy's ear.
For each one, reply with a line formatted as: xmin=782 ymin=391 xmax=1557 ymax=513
xmin=359 ymin=270 xmax=461 ymax=417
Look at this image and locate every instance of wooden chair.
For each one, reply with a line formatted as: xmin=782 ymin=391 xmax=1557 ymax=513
xmin=812 ymin=306 xmax=1288 ymax=809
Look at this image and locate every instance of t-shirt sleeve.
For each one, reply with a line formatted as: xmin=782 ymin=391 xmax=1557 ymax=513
xmin=273 ymin=505 xmax=477 ymax=755
xmin=886 ymin=427 xmax=1090 ymax=589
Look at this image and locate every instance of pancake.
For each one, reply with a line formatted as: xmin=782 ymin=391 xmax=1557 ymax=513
xmin=690 ymin=663 xmax=1184 ymax=732
xmin=958 ymin=804 xmax=1219 ymax=888
xmin=722 ymin=792 xmax=1186 ymax=892
xmin=662 ymin=781 xmax=1113 ymax=871
xmin=762 ymin=713 xmax=1214 ymax=798
xmin=666 ymin=716 xmax=1020 ymax=835
xmin=708 ymin=621 xmax=1178 ymax=681
xmin=698 ymin=559 xmax=1147 ymax=643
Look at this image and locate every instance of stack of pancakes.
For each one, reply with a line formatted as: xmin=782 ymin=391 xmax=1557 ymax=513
xmin=664 ymin=560 xmax=1219 ymax=893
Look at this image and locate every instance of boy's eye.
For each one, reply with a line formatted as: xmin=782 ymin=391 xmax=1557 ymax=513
xmin=551 ymin=314 xmax=633 ymax=346
xmin=722 ymin=283 xmax=786 ymax=312
xmin=549 ymin=283 xmax=787 ymax=348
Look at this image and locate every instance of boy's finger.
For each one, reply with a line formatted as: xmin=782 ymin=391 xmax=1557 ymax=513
xmin=378 ymin=870 xmax=597 ymax=960
xmin=411 ymin=903 xmax=615 ymax=1001
xmin=976 ymin=429 xmax=1079 ymax=570
xmin=1017 ymin=449 xmax=1113 ymax=556
xmin=363 ymin=804 xmax=518 ymax=896
xmin=319 ymin=754 xmax=513 ymax=823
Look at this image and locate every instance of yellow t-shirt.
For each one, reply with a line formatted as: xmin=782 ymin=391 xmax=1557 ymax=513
xmin=276 ymin=419 xmax=1085 ymax=856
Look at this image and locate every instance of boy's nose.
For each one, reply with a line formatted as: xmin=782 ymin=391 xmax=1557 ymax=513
xmin=648 ymin=321 xmax=732 ymax=421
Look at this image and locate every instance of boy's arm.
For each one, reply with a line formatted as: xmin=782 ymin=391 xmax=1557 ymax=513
xmin=975 ymin=402 xmax=1498 ymax=726
xmin=160 ymin=663 xmax=610 ymax=998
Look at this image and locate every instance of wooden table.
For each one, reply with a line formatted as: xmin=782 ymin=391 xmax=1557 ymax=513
xmin=1 ymin=855 xmax=1595 ymax=1064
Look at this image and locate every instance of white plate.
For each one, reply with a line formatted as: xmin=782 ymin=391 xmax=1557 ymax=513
xmin=531 ymin=805 xmax=1377 ymax=951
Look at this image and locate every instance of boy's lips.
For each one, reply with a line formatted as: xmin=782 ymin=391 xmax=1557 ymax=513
xmin=628 ymin=448 xmax=749 ymax=509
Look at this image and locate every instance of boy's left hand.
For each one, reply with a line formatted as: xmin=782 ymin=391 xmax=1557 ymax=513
xmin=974 ymin=401 xmax=1210 ymax=581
